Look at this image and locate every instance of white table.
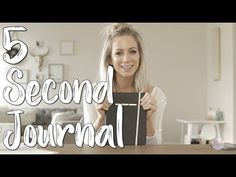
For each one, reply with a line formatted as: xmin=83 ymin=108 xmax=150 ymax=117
xmin=176 ymin=119 xmax=226 ymax=144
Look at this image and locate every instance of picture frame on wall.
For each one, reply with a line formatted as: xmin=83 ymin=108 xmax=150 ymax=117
xmin=48 ymin=64 xmax=64 ymax=83
xmin=60 ymin=40 xmax=74 ymax=55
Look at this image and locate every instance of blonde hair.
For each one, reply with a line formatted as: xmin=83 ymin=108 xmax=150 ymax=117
xmin=99 ymin=23 xmax=148 ymax=91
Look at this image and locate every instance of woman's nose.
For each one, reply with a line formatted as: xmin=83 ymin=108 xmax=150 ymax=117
xmin=122 ymin=53 xmax=130 ymax=61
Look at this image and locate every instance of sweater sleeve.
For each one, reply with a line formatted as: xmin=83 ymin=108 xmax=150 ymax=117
xmin=83 ymin=83 xmax=103 ymax=126
xmin=83 ymin=97 xmax=98 ymax=125
xmin=146 ymin=87 xmax=167 ymax=144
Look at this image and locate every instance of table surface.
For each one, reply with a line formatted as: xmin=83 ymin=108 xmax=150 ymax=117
xmin=176 ymin=119 xmax=226 ymax=124
xmin=42 ymin=144 xmax=236 ymax=154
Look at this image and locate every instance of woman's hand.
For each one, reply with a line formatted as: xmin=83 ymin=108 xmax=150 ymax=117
xmin=93 ymin=99 xmax=111 ymax=130
xmin=140 ymin=92 xmax=157 ymax=120
xmin=95 ymin=98 xmax=111 ymax=122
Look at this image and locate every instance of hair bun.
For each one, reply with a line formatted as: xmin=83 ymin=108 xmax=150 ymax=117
xmin=104 ymin=23 xmax=134 ymax=39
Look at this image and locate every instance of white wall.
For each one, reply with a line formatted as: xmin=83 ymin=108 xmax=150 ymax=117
xmin=134 ymin=24 xmax=207 ymax=143
xmin=0 ymin=23 xmax=207 ymax=143
xmin=206 ymin=23 xmax=235 ymax=143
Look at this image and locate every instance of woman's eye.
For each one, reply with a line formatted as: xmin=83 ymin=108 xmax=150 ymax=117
xmin=130 ymin=50 xmax=137 ymax=54
xmin=115 ymin=52 xmax=122 ymax=56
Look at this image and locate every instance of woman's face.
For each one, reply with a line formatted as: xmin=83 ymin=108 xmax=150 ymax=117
xmin=110 ymin=35 xmax=140 ymax=80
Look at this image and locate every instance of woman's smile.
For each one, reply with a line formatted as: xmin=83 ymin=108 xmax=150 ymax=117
xmin=120 ymin=64 xmax=134 ymax=70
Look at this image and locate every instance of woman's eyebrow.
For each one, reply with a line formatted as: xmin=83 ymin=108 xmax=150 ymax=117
xmin=129 ymin=47 xmax=138 ymax=50
xmin=115 ymin=47 xmax=137 ymax=50
xmin=114 ymin=48 xmax=123 ymax=51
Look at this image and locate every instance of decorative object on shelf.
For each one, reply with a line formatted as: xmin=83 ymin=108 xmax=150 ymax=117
xmin=207 ymin=107 xmax=224 ymax=121
xmin=48 ymin=64 xmax=64 ymax=83
xmin=207 ymin=107 xmax=216 ymax=120
xmin=29 ymin=41 xmax=49 ymax=72
xmin=60 ymin=40 xmax=74 ymax=55
xmin=216 ymin=108 xmax=224 ymax=121
xmin=14 ymin=69 xmax=29 ymax=84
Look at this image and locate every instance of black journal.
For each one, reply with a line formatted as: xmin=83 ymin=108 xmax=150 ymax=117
xmin=106 ymin=92 xmax=146 ymax=145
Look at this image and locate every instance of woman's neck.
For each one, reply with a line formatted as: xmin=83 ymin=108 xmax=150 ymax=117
xmin=114 ymin=76 xmax=136 ymax=92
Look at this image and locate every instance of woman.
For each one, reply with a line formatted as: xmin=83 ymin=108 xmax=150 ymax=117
xmin=83 ymin=23 xmax=167 ymax=144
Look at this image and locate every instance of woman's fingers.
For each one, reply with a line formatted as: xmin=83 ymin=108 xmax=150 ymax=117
xmin=103 ymin=99 xmax=112 ymax=110
xmin=96 ymin=99 xmax=112 ymax=111
xmin=141 ymin=93 xmax=156 ymax=109
xmin=140 ymin=92 xmax=149 ymax=103
xmin=142 ymin=103 xmax=157 ymax=111
xmin=140 ymin=92 xmax=157 ymax=119
xmin=101 ymin=103 xmax=110 ymax=111
xmin=95 ymin=99 xmax=112 ymax=120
